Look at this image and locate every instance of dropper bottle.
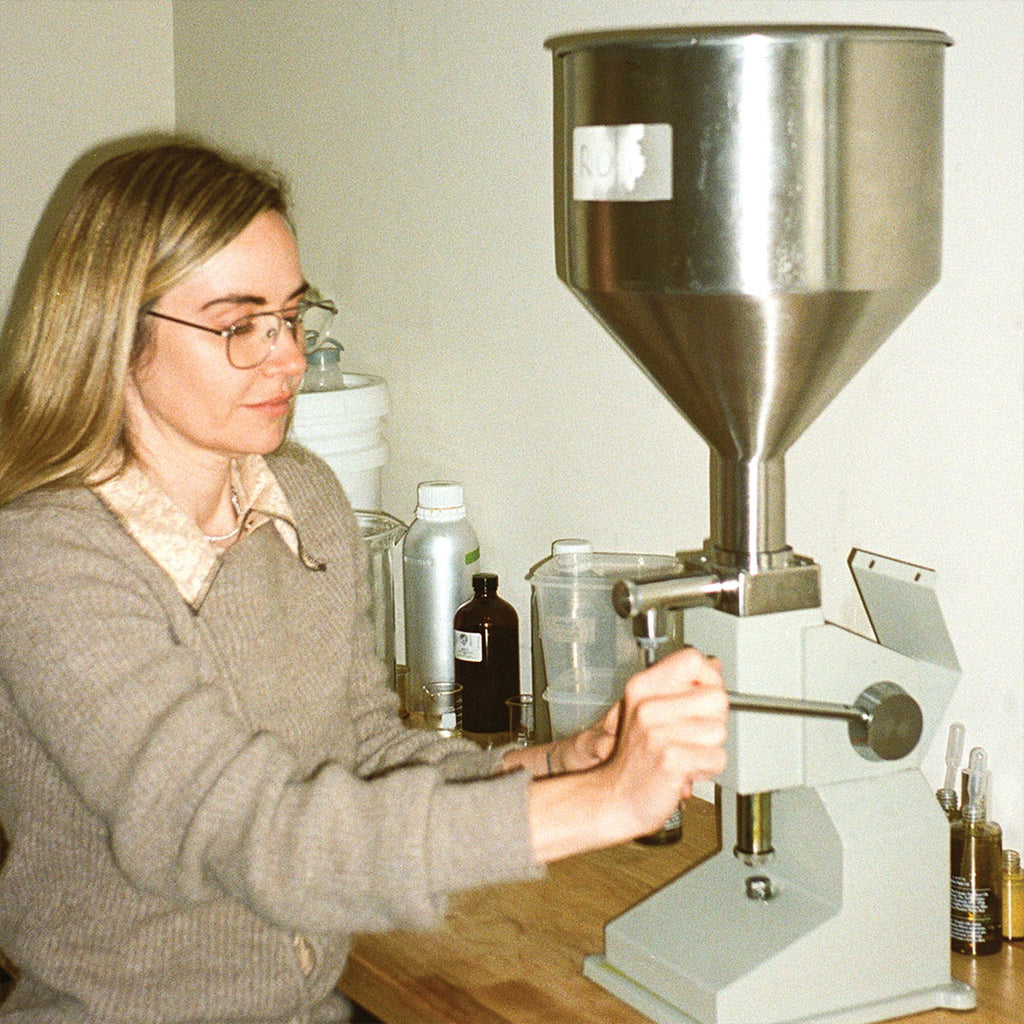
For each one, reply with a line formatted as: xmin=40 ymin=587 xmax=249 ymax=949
xmin=936 ymin=721 xmax=965 ymax=820
xmin=950 ymin=747 xmax=1003 ymax=955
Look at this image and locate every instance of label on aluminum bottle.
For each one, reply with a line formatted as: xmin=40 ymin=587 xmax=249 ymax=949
xmin=454 ymin=630 xmax=484 ymax=663
xmin=572 ymin=123 xmax=673 ymax=202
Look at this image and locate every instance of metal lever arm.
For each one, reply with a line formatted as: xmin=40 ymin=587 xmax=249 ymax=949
xmin=613 ymin=572 xmax=729 ymax=617
xmin=727 ymin=691 xmax=866 ymax=723
xmin=727 ymin=682 xmax=923 ymax=762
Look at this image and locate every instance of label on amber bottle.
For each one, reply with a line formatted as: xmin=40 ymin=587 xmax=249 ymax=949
xmin=951 ymin=875 xmax=1001 ymax=952
xmin=454 ymin=630 xmax=483 ymax=663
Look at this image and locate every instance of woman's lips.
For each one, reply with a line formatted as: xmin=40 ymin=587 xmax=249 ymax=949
xmin=249 ymin=393 xmax=295 ymax=416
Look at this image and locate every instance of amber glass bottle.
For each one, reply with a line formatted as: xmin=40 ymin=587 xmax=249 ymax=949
xmin=950 ymin=799 xmax=1003 ymax=955
xmin=1003 ymin=850 xmax=1024 ymax=941
xmin=454 ymin=573 xmax=520 ymax=748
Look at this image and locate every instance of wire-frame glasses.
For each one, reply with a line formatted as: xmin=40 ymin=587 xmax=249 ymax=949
xmin=146 ymin=297 xmax=337 ymax=369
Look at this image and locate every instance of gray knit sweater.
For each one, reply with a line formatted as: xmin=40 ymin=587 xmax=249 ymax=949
xmin=0 ymin=443 xmax=541 ymax=1023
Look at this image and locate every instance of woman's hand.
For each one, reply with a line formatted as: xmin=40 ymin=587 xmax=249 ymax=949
xmin=524 ymin=647 xmax=728 ymax=863
xmin=594 ymin=647 xmax=727 ymax=839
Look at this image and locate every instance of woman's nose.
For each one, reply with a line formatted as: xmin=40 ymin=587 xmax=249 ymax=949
xmin=265 ymin=324 xmax=307 ymax=379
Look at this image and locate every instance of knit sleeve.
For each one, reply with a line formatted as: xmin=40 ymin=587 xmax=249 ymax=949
xmin=0 ymin=490 xmax=542 ymax=938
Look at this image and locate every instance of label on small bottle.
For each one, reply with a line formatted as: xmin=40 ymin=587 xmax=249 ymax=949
xmin=951 ymin=876 xmax=1000 ymax=948
xmin=454 ymin=630 xmax=483 ymax=663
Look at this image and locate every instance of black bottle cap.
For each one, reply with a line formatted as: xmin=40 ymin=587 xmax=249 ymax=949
xmin=472 ymin=572 xmax=499 ymax=596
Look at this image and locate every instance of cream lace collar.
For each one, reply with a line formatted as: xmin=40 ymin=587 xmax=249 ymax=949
xmin=91 ymin=454 xmax=298 ymax=607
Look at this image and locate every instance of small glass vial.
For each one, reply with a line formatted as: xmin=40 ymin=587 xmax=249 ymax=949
xmin=300 ymin=337 xmax=345 ymax=392
xmin=1003 ymin=849 xmax=1024 ymax=941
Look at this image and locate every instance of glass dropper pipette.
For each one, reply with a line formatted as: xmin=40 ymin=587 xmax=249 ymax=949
xmin=936 ymin=721 xmax=965 ymax=817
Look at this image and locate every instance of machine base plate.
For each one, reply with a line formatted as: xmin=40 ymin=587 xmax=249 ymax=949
xmin=583 ymin=955 xmax=976 ymax=1024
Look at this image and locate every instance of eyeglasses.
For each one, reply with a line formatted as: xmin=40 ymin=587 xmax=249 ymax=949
xmin=145 ymin=297 xmax=337 ymax=369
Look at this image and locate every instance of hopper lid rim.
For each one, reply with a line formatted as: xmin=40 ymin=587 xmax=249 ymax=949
xmin=545 ymin=24 xmax=954 ymax=55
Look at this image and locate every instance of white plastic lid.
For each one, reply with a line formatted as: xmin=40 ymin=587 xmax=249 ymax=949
xmin=551 ymin=538 xmax=593 ymax=556
xmin=528 ymin=549 xmax=679 ymax=585
xmin=552 ymin=538 xmax=594 ymax=572
xmin=416 ymin=481 xmax=465 ymax=517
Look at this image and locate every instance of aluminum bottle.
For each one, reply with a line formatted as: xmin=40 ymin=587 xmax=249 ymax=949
xmin=402 ymin=482 xmax=480 ymax=715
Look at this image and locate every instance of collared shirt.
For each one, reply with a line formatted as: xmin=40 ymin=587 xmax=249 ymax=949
xmin=91 ymin=454 xmax=298 ymax=608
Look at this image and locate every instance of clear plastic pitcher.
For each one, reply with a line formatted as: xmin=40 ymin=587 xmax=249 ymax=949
xmin=527 ymin=540 xmax=682 ymax=739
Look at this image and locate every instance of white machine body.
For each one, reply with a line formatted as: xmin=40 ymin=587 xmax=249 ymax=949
xmin=584 ymin=553 xmax=973 ymax=1023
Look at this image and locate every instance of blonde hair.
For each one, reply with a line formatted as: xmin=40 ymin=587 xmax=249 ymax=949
xmin=0 ymin=141 xmax=288 ymax=507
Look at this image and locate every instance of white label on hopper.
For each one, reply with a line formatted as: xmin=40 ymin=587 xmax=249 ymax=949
xmin=572 ymin=124 xmax=672 ymax=201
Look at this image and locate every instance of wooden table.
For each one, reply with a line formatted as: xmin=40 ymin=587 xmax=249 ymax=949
xmin=340 ymin=798 xmax=1022 ymax=1023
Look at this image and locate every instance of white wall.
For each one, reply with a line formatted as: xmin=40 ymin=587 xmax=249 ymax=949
xmin=173 ymin=0 xmax=1023 ymax=850
xmin=2 ymin=1 xmax=1019 ymax=852
xmin=0 ymin=0 xmax=175 ymax=320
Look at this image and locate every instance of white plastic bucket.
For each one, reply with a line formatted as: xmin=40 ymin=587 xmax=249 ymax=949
xmin=290 ymin=373 xmax=388 ymax=510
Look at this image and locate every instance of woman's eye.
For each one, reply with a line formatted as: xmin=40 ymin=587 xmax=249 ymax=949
xmin=229 ymin=317 xmax=258 ymax=338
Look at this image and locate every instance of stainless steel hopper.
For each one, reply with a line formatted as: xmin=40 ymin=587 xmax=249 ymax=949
xmin=548 ymin=25 xmax=950 ymax=575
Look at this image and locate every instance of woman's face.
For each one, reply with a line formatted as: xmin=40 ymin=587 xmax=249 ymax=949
xmin=127 ymin=210 xmax=308 ymax=467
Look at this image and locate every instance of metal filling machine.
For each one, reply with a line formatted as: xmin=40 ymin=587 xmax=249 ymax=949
xmin=545 ymin=24 xmax=973 ymax=1024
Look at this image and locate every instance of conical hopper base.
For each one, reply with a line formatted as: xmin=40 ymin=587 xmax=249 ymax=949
xmin=581 ymin=289 xmax=924 ymax=466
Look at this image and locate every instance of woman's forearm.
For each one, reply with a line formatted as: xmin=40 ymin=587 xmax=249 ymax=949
xmin=525 ymin=767 xmax=633 ymax=862
xmin=500 ymin=706 xmax=620 ymax=779
xmin=500 ymin=741 xmax=562 ymax=778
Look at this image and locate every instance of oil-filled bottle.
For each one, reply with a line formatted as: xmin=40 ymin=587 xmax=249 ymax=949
xmin=950 ymin=750 xmax=1003 ymax=955
xmin=454 ymin=573 xmax=520 ymax=748
xmin=1003 ymin=849 xmax=1024 ymax=941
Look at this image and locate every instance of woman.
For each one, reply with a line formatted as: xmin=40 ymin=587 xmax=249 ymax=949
xmin=0 ymin=141 xmax=728 ymax=1023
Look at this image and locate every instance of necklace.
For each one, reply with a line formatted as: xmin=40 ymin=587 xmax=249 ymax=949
xmin=202 ymin=488 xmax=243 ymax=543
